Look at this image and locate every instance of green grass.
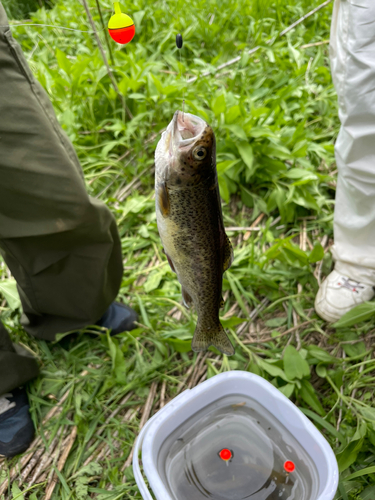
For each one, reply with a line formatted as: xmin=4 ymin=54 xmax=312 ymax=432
xmin=1 ymin=0 xmax=54 ymax=20
xmin=1 ymin=0 xmax=375 ymax=498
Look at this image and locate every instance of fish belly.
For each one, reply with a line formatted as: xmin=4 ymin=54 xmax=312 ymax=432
xmin=157 ymin=183 xmax=222 ymax=312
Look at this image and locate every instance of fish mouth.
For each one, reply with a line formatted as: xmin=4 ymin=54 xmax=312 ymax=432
xmin=168 ymin=110 xmax=206 ymax=154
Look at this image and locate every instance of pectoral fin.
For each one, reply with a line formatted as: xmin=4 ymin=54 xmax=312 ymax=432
xmin=165 ymin=252 xmax=176 ymax=273
xmin=223 ymin=234 xmax=234 ymax=272
xmin=157 ymin=181 xmax=170 ymax=218
xmin=182 ymin=287 xmax=193 ymax=309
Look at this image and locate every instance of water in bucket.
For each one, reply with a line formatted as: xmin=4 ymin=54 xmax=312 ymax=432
xmin=157 ymin=394 xmax=319 ymax=500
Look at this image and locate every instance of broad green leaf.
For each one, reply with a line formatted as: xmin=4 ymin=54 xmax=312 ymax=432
xmin=265 ymin=143 xmax=292 ymax=161
xmin=133 ymin=9 xmax=146 ymax=30
xmin=237 ymin=141 xmax=254 ymax=174
xmin=151 ymin=74 xmax=163 ymax=93
xmin=292 ymin=191 xmax=320 ymax=210
xmin=218 ymin=174 xmax=230 ymax=203
xmin=333 ymin=302 xmax=375 ymax=328
xmin=11 ymin=483 xmax=25 ymax=500
xmin=343 ymin=339 xmax=366 ymax=357
xmin=224 ymin=124 xmax=247 ymax=141
xmin=299 ymin=379 xmax=325 ymax=416
xmin=240 ymin=186 xmax=268 ymax=214
xmin=138 ymin=224 xmax=150 ymax=238
xmin=122 ymin=195 xmax=149 ymax=217
xmin=284 ymin=346 xmax=310 ymax=380
xmin=0 ymin=279 xmax=21 ymax=310
xmin=56 ymin=48 xmax=71 ymax=75
xmin=283 ymin=244 xmax=309 ymax=265
xmin=336 ymin=422 xmax=367 ymax=472
xmin=288 ymin=40 xmax=303 ymax=68
xmin=248 ymin=362 xmax=262 ymax=376
xmin=257 ymin=358 xmax=292 ymax=383
xmin=265 ymin=317 xmax=287 ymax=327
xmin=240 ymin=49 xmax=250 ymax=67
xmin=144 ymin=271 xmax=163 ymax=292
xmin=278 ymin=383 xmax=294 ymax=398
xmin=216 ymin=159 xmax=240 ymax=174
xmin=315 ymin=363 xmax=327 ymax=378
xmin=354 ymin=420 xmax=367 ymax=440
xmin=337 ymin=438 xmax=365 ymax=473
xmin=225 ymin=105 xmax=241 ymax=123
xmin=247 ymin=127 xmax=275 ymax=138
xmin=211 ymin=93 xmax=226 ymax=116
xmin=70 ymin=58 xmax=90 ymax=82
xmin=308 ymin=243 xmax=324 ymax=263
xmin=284 ymin=168 xmax=317 ymax=180
xmin=220 ymin=316 xmax=246 ymax=329
xmin=101 ymin=141 xmax=119 ymax=157
xmin=165 ymin=338 xmax=192 ymax=353
xmin=359 ymin=485 xmax=375 ymax=499
xmin=359 ymin=406 xmax=375 ymax=422
xmin=228 ymin=360 xmax=239 ymax=370
xmin=307 ymin=346 xmax=336 ymax=363
xmin=292 ymin=140 xmax=308 ymax=158
xmin=128 ymin=93 xmax=146 ymax=100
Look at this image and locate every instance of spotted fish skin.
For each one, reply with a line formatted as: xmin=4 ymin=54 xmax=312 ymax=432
xmin=155 ymin=111 xmax=234 ymax=355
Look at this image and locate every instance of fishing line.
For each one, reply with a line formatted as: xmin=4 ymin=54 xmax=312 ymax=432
xmin=1 ymin=23 xmax=106 ymax=33
xmin=179 ymin=48 xmax=185 ymax=122
xmin=176 ymin=33 xmax=185 ymax=122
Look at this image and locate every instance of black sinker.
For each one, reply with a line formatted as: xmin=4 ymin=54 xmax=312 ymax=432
xmin=176 ymin=33 xmax=183 ymax=49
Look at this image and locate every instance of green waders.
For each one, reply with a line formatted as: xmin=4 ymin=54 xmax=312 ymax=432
xmin=0 ymin=3 xmax=123 ymax=394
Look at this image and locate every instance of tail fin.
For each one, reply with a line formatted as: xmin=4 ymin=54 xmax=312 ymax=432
xmin=191 ymin=321 xmax=235 ymax=356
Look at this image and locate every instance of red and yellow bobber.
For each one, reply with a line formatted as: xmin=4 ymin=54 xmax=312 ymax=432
xmin=108 ymin=2 xmax=135 ymax=44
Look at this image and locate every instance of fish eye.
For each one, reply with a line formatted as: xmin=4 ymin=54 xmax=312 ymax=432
xmin=193 ymin=146 xmax=207 ymax=160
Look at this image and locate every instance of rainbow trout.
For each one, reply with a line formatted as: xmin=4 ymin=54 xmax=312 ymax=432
xmin=155 ymin=111 xmax=234 ymax=355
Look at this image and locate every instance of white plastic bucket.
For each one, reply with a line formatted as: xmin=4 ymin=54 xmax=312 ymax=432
xmin=133 ymin=371 xmax=339 ymax=500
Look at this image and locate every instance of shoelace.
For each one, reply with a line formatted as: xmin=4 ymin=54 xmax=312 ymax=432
xmin=0 ymin=394 xmax=16 ymax=415
xmin=337 ymin=277 xmax=365 ymax=293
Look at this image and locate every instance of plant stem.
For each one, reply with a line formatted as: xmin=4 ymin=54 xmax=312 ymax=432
xmin=94 ymin=0 xmax=114 ymax=65
xmin=81 ymin=0 xmax=132 ymax=120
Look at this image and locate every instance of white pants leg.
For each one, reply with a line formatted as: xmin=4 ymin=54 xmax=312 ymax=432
xmin=330 ymin=0 xmax=375 ymax=285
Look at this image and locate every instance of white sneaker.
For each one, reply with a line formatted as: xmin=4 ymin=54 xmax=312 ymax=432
xmin=315 ymin=270 xmax=375 ymax=323
xmin=0 ymin=393 xmax=15 ymax=415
